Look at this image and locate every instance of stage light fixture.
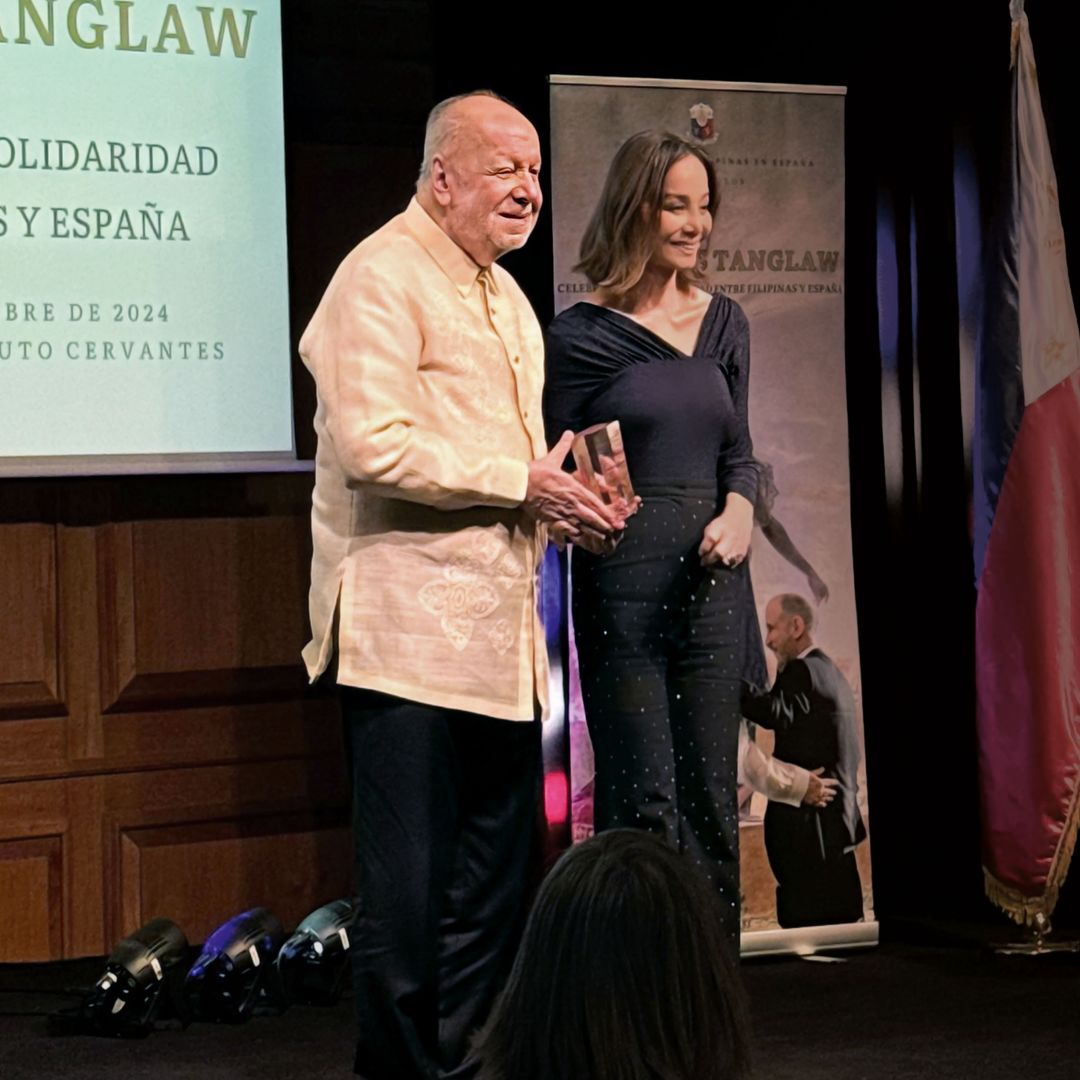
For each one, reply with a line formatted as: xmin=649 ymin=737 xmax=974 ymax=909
xmin=275 ymin=898 xmax=359 ymax=1005
xmin=184 ymin=907 xmax=285 ymax=1023
xmin=78 ymin=917 xmax=190 ymax=1037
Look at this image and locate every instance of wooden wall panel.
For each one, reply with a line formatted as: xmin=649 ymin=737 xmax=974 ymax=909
xmin=0 ymin=756 xmax=350 ymax=962
xmin=0 ymin=718 xmax=69 ymax=783
xmin=97 ymin=517 xmax=313 ymax=713
xmin=102 ymin=758 xmax=349 ymax=947
xmin=0 ymin=507 xmax=351 ymax=962
xmin=61 ymin=526 xmax=106 ymax=765
xmin=95 ymin=702 xmax=341 ymax=773
xmin=0 ymin=837 xmax=64 ymax=961
xmin=0 ymin=524 xmax=64 ymax=719
xmin=0 ymin=777 xmax=91 ymax=963
xmin=120 ymin=817 xmax=351 ymax=945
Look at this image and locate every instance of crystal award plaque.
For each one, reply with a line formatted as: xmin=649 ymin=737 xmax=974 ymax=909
xmin=571 ymin=420 xmax=635 ymax=506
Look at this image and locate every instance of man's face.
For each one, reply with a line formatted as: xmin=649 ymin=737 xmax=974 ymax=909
xmin=438 ymin=99 xmax=542 ymax=266
xmin=764 ymin=599 xmax=800 ymax=667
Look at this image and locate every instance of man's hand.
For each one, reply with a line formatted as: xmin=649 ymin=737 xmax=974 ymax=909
xmin=802 ymin=768 xmax=839 ymax=808
xmin=699 ymin=492 xmax=754 ymax=568
xmin=525 ymin=432 xmax=626 ymax=541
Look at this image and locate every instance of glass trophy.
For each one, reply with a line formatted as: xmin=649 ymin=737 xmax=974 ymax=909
xmin=571 ymin=420 xmax=635 ymax=507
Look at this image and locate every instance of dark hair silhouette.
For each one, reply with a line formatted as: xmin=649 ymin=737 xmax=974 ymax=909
xmin=474 ymin=829 xmax=752 ymax=1080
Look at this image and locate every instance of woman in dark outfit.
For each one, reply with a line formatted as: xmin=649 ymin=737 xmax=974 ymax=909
xmin=545 ymin=130 xmax=762 ymax=940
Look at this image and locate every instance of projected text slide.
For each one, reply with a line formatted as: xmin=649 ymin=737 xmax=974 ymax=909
xmin=0 ymin=0 xmax=293 ymax=470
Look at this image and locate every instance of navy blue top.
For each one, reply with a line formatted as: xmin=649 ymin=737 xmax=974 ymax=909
xmin=543 ymin=293 xmax=758 ymax=501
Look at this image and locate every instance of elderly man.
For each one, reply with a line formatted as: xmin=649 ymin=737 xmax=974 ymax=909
xmin=740 ymin=593 xmax=867 ymax=929
xmin=299 ymin=92 xmax=621 ymax=1080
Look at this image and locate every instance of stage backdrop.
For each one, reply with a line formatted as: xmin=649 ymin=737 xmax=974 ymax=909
xmin=550 ymin=75 xmax=875 ymax=954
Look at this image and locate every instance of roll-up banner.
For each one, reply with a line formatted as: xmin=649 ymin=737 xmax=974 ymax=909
xmin=550 ymin=75 xmax=875 ymax=954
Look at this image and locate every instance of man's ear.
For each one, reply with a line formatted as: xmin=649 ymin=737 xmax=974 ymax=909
xmin=430 ymin=155 xmax=452 ymax=207
xmin=791 ymin=615 xmax=805 ymax=639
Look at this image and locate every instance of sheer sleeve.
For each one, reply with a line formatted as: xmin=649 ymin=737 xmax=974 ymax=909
xmin=714 ymin=301 xmax=759 ymax=505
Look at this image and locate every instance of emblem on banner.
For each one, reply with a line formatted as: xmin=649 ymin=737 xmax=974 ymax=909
xmin=688 ymin=102 xmax=717 ymax=144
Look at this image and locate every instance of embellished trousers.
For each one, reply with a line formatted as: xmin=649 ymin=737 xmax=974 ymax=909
xmin=572 ymin=483 xmax=751 ymax=942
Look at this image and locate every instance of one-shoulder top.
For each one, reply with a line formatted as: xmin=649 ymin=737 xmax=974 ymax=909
xmin=543 ymin=292 xmax=758 ymax=502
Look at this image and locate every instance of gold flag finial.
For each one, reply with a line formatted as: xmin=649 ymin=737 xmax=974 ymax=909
xmin=1010 ymin=0 xmax=1025 ymax=67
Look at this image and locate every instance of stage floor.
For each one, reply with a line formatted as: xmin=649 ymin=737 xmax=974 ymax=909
xmin=1 ymin=937 xmax=1077 ymax=1078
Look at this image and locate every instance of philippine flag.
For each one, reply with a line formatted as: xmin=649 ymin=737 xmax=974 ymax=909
xmin=974 ymin=1 xmax=1080 ymax=924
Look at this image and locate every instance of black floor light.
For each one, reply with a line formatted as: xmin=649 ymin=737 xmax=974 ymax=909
xmin=78 ymin=917 xmax=190 ymax=1037
xmin=275 ymin=898 xmax=359 ymax=1005
xmin=184 ymin=907 xmax=285 ymax=1022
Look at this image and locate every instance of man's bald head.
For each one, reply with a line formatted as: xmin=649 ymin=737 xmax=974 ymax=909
xmin=415 ymin=91 xmax=543 ymax=266
xmin=418 ymin=91 xmax=516 ymax=189
xmin=764 ymin=593 xmax=815 ymax=668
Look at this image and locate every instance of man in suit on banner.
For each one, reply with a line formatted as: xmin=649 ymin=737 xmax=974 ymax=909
xmin=741 ymin=593 xmax=866 ymax=928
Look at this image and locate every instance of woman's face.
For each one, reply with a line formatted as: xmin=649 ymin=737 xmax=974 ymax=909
xmin=649 ymin=154 xmax=712 ymax=274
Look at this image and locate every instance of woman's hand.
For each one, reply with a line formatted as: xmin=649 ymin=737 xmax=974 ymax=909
xmin=699 ymin=492 xmax=754 ymax=568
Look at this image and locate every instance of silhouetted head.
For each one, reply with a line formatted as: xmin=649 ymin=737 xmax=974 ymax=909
xmin=474 ymin=829 xmax=752 ymax=1080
